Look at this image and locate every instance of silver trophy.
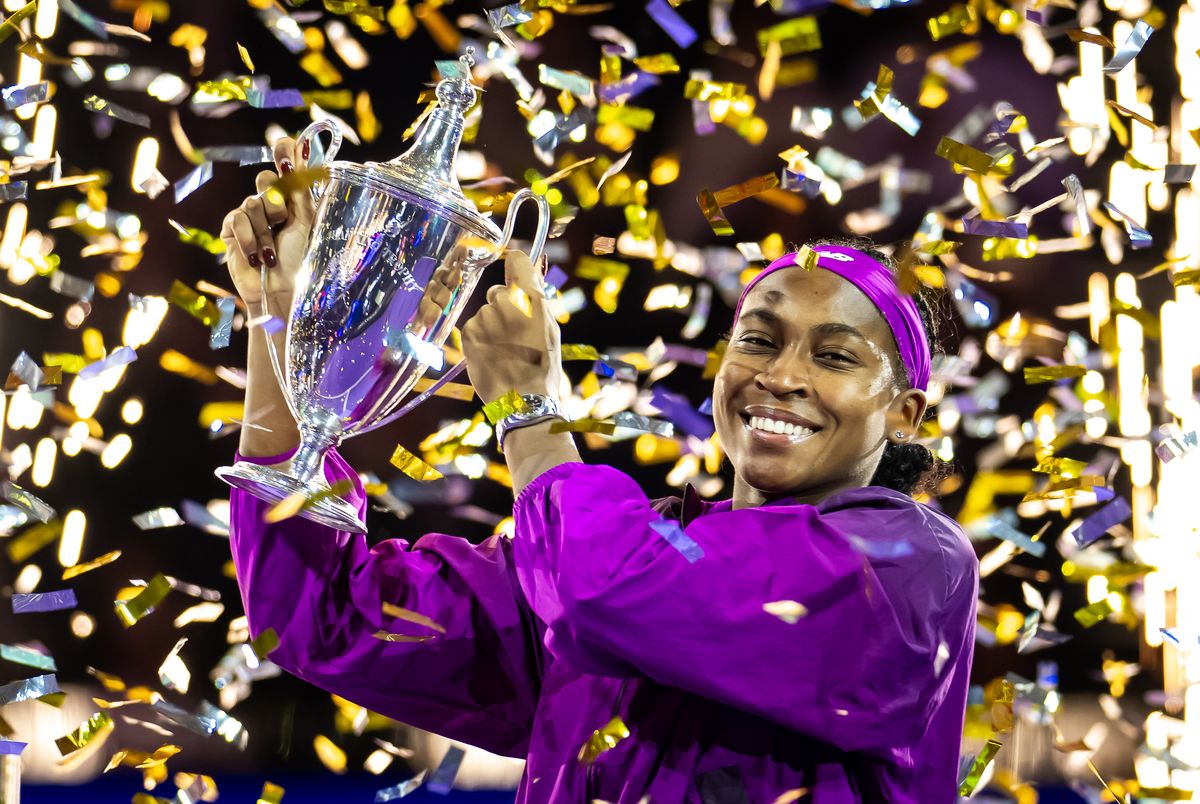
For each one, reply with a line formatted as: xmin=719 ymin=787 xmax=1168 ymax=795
xmin=216 ymin=51 xmax=550 ymax=533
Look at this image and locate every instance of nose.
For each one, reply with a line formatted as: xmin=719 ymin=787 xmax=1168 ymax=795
xmin=755 ymin=349 xmax=810 ymax=397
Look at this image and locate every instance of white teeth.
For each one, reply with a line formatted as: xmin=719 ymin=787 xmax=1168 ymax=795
xmin=748 ymin=415 xmax=813 ymax=437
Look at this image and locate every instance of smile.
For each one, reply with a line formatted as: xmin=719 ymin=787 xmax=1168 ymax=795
xmin=740 ymin=413 xmax=820 ymax=444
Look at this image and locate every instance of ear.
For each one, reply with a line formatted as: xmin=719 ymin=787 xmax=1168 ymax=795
xmin=884 ymin=388 xmax=927 ymax=443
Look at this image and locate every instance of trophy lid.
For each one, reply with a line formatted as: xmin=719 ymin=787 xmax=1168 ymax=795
xmin=355 ymin=49 xmax=502 ymax=241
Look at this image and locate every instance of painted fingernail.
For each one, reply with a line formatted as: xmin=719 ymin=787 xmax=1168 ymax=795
xmin=280 ymin=159 xmax=293 ymax=175
xmin=263 ymin=248 xmax=277 ymax=267
xmin=248 ymin=252 xmax=261 ymax=268
xmin=301 ymin=141 xmax=310 ymax=161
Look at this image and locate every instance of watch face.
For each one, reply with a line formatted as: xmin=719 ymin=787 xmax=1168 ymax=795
xmin=522 ymin=395 xmax=550 ymax=416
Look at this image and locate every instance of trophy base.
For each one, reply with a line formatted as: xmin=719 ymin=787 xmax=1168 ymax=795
xmin=215 ymin=461 xmax=367 ymax=534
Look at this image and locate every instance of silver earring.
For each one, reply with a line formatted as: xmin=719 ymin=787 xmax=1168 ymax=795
xmin=895 ymin=431 xmax=906 ymax=439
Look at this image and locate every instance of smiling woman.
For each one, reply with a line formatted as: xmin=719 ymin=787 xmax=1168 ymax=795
xmin=717 ymin=237 xmax=950 ymax=502
xmin=227 ymin=174 xmax=979 ymax=802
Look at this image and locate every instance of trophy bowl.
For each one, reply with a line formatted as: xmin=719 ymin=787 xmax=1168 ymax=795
xmin=216 ymin=52 xmax=549 ymax=533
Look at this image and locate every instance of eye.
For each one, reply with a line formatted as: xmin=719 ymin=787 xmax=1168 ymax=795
xmin=818 ymin=350 xmax=855 ymax=364
xmin=738 ymin=335 xmax=774 ymax=348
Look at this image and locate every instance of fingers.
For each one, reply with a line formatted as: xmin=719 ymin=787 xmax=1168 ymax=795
xmin=222 ymin=208 xmax=260 ymax=268
xmin=242 ymin=195 xmax=277 ymax=267
xmin=254 ymin=171 xmax=289 ymax=227
xmin=503 ymin=249 xmax=544 ymax=300
xmin=272 ymin=136 xmax=297 ymax=177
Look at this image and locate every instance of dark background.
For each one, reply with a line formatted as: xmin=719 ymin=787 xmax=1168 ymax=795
xmin=1 ymin=0 xmax=1182 ymax=796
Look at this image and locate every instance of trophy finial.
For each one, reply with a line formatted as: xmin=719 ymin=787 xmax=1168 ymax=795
xmin=435 ymin=48 xmax=477 ymax=113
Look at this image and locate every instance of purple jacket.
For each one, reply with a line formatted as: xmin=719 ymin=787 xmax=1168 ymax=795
xmin=229 ymin=448 xmax=978 ymax=803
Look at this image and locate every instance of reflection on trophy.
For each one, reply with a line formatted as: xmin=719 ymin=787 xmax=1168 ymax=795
xmin=215 ymin=51 xmax=550 ymax=533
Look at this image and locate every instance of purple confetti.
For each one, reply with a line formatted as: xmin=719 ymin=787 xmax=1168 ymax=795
xmin=248 ymin=88 xmax=305 ymax=109
xmin=698 ymin=397 xmax=713 ymax=415
xmin=962 ymin=217 xmax=1029 ymax=239
xmin=0 ymin=739 xmax=27 ymax=755
xmin=650 ymin=519 xmax=704 ymax=563
xmin=662 ymin=344 xmax=708 ymax=367
xmin=544 ymin=264 xmax=568 ymax=290
xmin=650 ymin=385 xmax=715 ymax=439
xmin=425 ymin=745 xmax=465 ymax=794
xmin=598 ymin=71 xmax=661 ymax=104
xmin=78 ymin=346 xmax=137 ymax=379
xmin=1070 ymin=496 xmax=1132 ymax=547
xmin=12 ymin=589 xmax=77 ymax=613
xmin=645 ymin=0 xmax=697 ymax=48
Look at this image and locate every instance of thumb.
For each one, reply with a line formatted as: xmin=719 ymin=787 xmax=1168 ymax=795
xmin=504 ymin=249 xmax=544 ymax=301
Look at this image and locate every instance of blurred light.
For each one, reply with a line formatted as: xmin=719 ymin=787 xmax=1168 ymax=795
xmin=61 ymin=437 xmax=81 ymax=456
xmin=14 ymin=564 xmax=41 ymax=594
xmin=67 ymin=421 xmax=89 ymax=441
xmin=1 ymin=203 xmax=29 ymax=270
xmin=59 ymin=509 xmax=85 ymax=568
xmin=131 ymin=138 xmax=160 ymax=193
xmin=121 ymin=398 xmax=144 ymax=424
xmin=34 ymin=0 xmax=58 ymax=39
xmin=100 ymin=434 xmax=132 ymax=468
xmin=68 ymin=375 xmax=104 ymax=420
xmin=15 ymin=54 xmax=41 ymax=119
xmin=7 ymin=386 xmax=45 ymax=430
xmin=31 ymin=437 xmax=56 ymax=487
xmin=31 ymin=104 xmax=56 ymax=161
xmin=1082 ymin=370 xmax=1105 ymax=395
xmin=122 ymin=295 xmax=168 ymax=348
xmin=70 ymin=611 xmax=95 ymax=638
xmin=1087 ymin=574 xmax=1110 ymax=604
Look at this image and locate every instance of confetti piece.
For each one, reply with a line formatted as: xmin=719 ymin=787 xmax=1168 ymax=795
xmin=936 ymin=136 xmax=993 ymax=172
xmin=381 ymin=602 xmax=447 ymax=634
xmin=1106 ymin=100 xmax=1156 ymax=130
xmin=1 ymin=81 xmax=50 ymax=110
xmin=174 ymin=161 xmax=214 ymax=203
xmin=1164 ymin=164 xmax=1197 ymax=184
xmin=78 ymin=346 xmax=138 ymax=379
xmin=62 ymin=550 xmax=121 ymax=580
xmin=1070 ymin=496 xmax=1132 ymax=547
xmin=1061 ymin=175 xmax=1091 ymax=237
xmin=0 ymin=674 xmax=59 ymax=705
xmin=376 ymin=772 xmax=426 ymax=801
xmin=1102 ymin=201 xmax=1153 ymax=249
xmin=1074 ymin=597 xmax=1118 ymax=628
xmin=980 ymin=517 xmax=1046 ymax=557
xmin=958 ymin=738 xmax=1002 ymax=795
xmin=13 ymin=589 xmax=78 ymax=613
xmin=962 ymin=217 xmax=1028 ymax=239
xmin=0 ymin=644 xmax=56 ymax=671
xmin=389 ymin=445 xmax=443 ymax=482
xmin=1157 ymin=431 xmax=1199 ymax=463
xmin=757 ymin=17 xmax=821 ymax=56
xmin=1067 ymin=29 xmax=1115 ymax=48
xmin=578 ymin=716 xmax=630 ymax=765
xmin=1023 ymin=365 xmax=1086 ymax=384
xmin=649 ymin=519 xmax=704 ymax=563
xmin=83 ymin=95 xmax=151 ymax=127
xmin=763 ymin=600 xmax=807 ymax=624
xmin=649 ymin=386 xmax=714 ymax=439
xmin=0 ymin=1 xmax=35 ymax=44
xmin=133 ymin=507 xmax=185 ymax=530
xmin=644 ymin=0 xmax=697 ymax=48
xmin=1103 ymin=19 xmax=1154 ymax=74
xmin=928 ymin=4 xmax=978 ymax=41
xmin=115 ymin=573 xmax=172 ymax=627
xmin=696 ymin=188 xmax=734 ymax=236
xmin=56 ymin=711 xmax=114 ymax=756
xmin=2 ymin=481 xmax=55 ymax=522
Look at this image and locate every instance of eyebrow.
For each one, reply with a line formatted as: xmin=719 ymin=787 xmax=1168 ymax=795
xmin=736 ymin=310 xmax=870 ymax=343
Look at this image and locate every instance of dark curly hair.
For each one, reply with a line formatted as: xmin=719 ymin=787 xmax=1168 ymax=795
xmin=806 ymin=237 xmax=950 ymax=497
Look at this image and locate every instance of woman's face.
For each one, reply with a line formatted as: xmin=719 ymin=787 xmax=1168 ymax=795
xmin=712 ymin=268 xmax=926 ymax=507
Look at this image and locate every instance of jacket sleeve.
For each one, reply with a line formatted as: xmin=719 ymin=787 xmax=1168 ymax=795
xmin=511 ymin=462 xmax=968 ymax=754
xmin=228 ymin=447 xmax=542 ymax=757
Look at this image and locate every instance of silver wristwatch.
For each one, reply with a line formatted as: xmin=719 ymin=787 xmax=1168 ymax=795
xmin=494 ymin=394 xmax=567 ymax=450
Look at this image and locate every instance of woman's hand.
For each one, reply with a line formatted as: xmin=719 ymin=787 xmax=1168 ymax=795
xmin=462 ymin=250 xmax=565 ymax=407
xmin=219 ymin=136 xmax=314 ymax=315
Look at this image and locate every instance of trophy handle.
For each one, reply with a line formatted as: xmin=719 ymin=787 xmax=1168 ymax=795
xmin=295 ymin=119 xmax=343 ymax=202
xmin=499 ymin=187 xmax=551 ymax=278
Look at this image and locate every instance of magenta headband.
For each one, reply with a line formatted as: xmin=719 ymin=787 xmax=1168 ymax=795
xmin=731 ymin=245 xmax=931 ymax=391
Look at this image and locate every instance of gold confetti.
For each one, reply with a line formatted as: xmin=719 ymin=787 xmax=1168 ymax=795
xmin=928 ymin=4 xmax=979 ymax=41
xmin=578 ymin=716 xmax=630 ymax=765
xmin=935 ymin=136 xmax=993 ymax=173
xmin=763 ymin=600 xmax=808 ymax=624
xmin=62 ymin=550 xmax=121 ymax=580
xmin=549 ymin=419 xmax=617 ymax=435
xmin=263 ymin=479 xmax=355 ymax=524
xmin=756 ymin=16 xmax=821 ymax=56
xmin=713 ymin=173 xmax=780 ymax=207
xmin=1074 ymin=597 xmax=1118 ymax=628
xmin=1023 ymin=365 xmax=1087 ymax=384
xmin=1033 ymin=456 xmax=1087 ymax=478
xmin=389 ymin=444 xmax=443 ymax=481
xmin=314 ymin=734 xmax=348 ymax=774
xmin=55 ymin=711 xmax=114 ymax=756
xmin=481 ymin=389 xmax=529 ymax=425
xmin=697 ymin=188 xmax=733 ymax=236
xmin=115 ymin=573 xmax=172 ymax=628
xmin=381 ymin=602 xmax=447 ymax=634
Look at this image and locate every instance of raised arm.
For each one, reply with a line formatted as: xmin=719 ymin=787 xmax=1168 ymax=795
xmin=229 ymin=448 xmax=543 ymax=756
xmin=510 ymin=462 xmax=977 ymax=754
